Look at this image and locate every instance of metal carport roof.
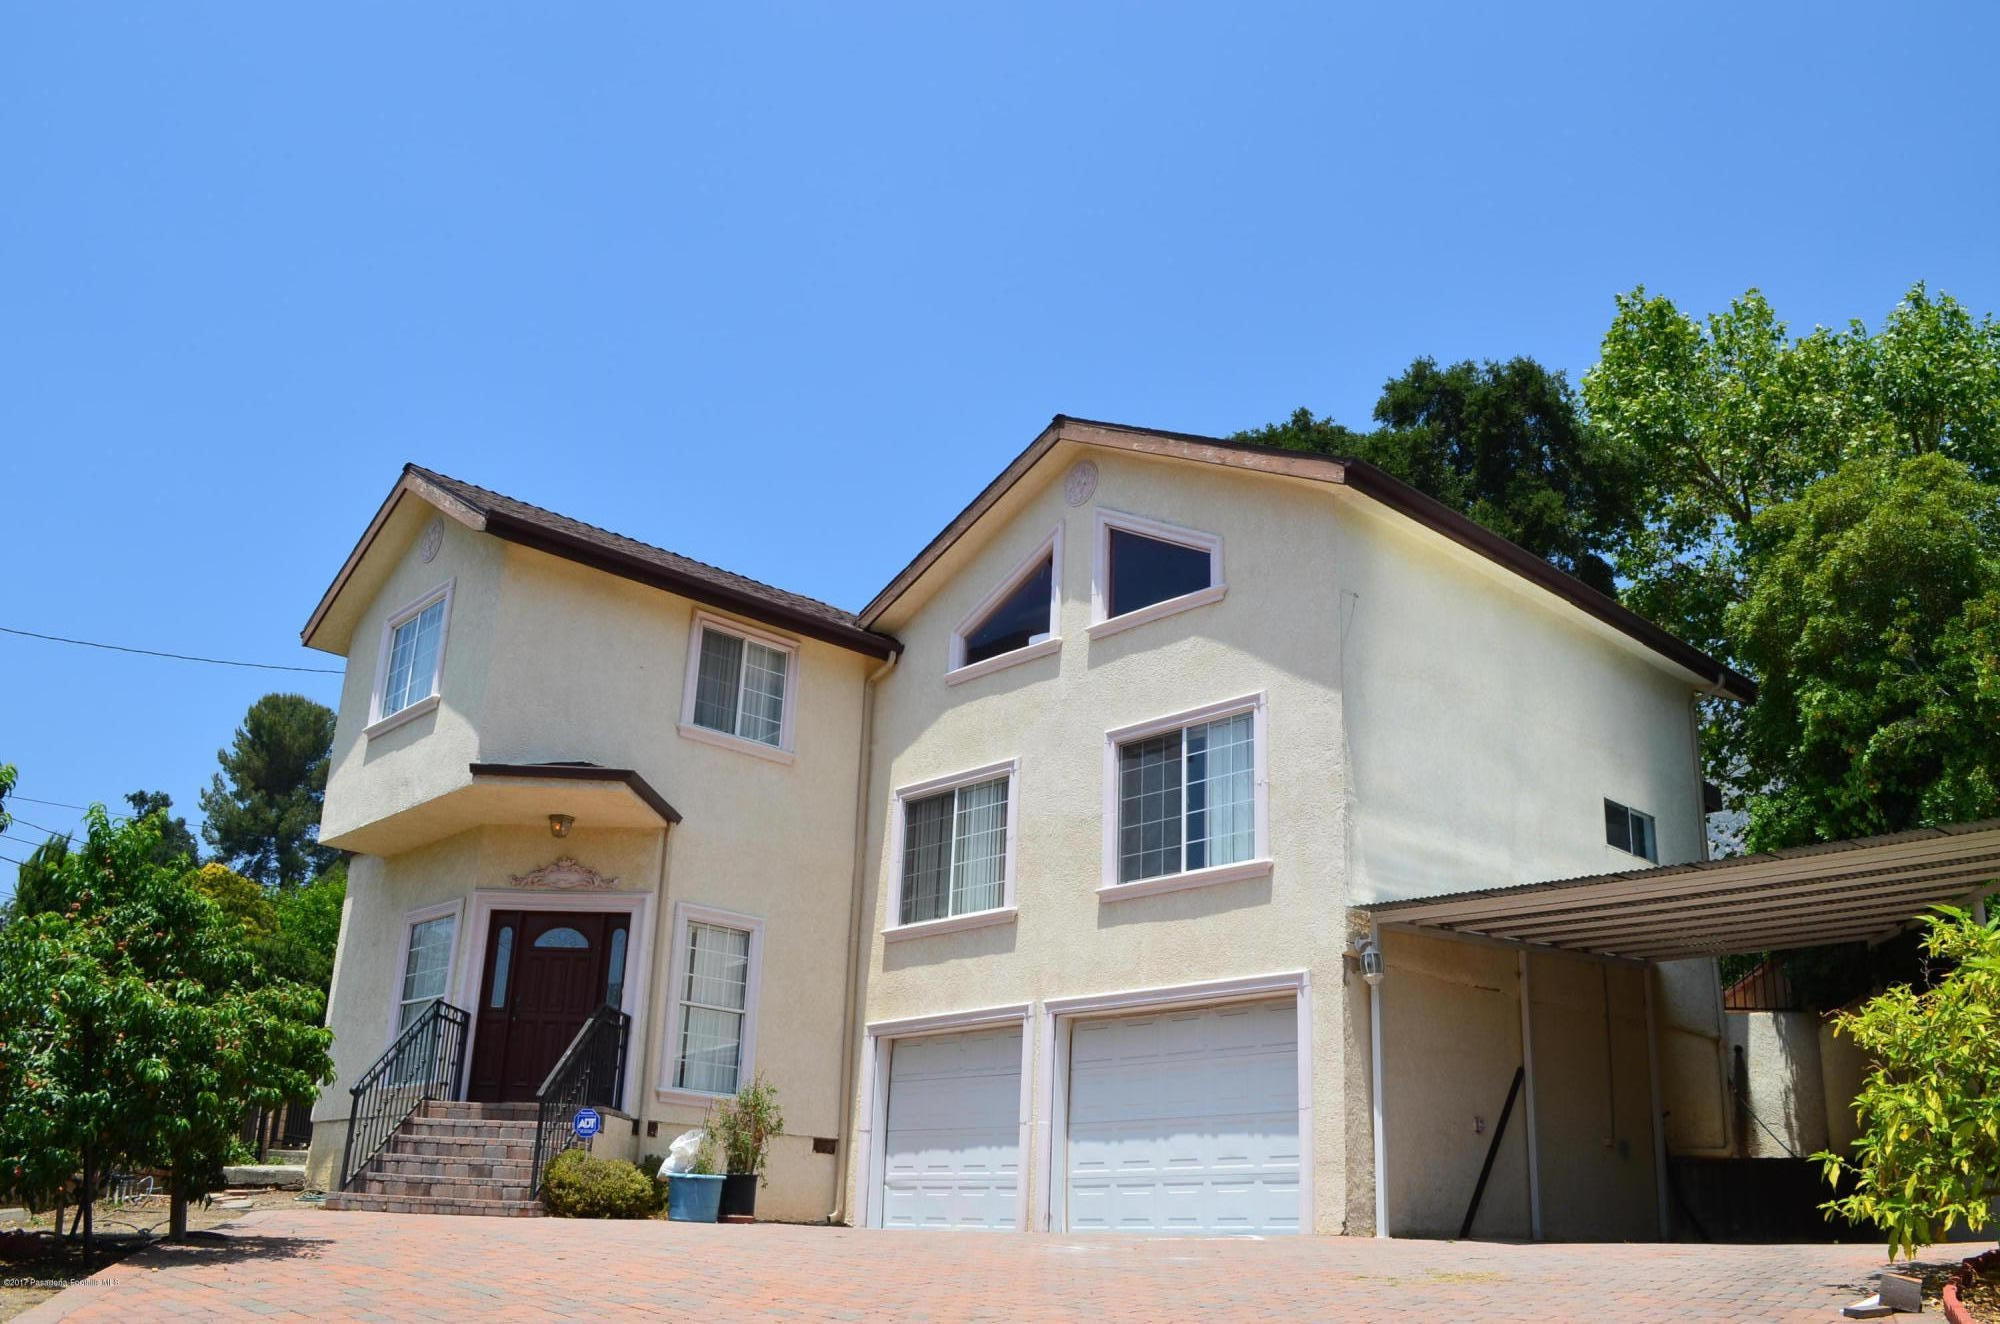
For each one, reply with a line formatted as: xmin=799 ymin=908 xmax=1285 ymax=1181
xmin=1355 ymin=819 xmax=2000 ymax=962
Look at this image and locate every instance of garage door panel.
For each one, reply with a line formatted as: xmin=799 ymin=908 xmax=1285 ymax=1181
xmin=881 ymin=1025 xmax=1022 ymax=1230
xmin=1065 ymin=999 xmax=1299 ymax=1235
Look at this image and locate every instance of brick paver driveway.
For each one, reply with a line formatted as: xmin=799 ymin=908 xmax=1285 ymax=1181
xmin=21 ymin=1208 xmax=1927 ymax=1322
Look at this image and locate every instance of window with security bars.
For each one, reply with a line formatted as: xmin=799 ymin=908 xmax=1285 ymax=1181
xmin=675 ymin=921 xmax=751 ymax=1094
xmin=1117 ymin=711 xmax=1255 ymax=883
xmin=691 ymin=625 xmax=791 ymax=747
xmin=899 ymin=775 xmax=1010 ymax=924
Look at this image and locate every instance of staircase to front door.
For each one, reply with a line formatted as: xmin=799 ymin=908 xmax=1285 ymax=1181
xmin=325 ymin=1100 xmax=544 ymax=1217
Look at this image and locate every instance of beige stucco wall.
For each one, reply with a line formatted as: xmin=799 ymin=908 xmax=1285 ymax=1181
xmin=1819 ymin=1018 xmax=1868 ymax=1152
xmin=1334 ymin=495 xmax=1707 ymax=904
xmin=853 ymin=447 xmax=1353 ymax=1230
xmin=307 ymin=510 xmax=873 ymax=1222
xmin=1652 ymin=957 xmax=1733 ymax=1156
xmin=321 ymin=511 xmax=505 ymax=842
xmin=1726 ymin=1010 xmax=1830 ymax=1159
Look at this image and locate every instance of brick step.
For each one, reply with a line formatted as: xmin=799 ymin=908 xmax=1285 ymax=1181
xmin=372 ymin=1151 xmax=532 ymax=1183
xmin=419 ymin=1100 xmax=542 ymax=1123
xmin=324 ymin=1190 xmax=543 ymax=1218
xmin=402 ymin=1117 xmax=539 ymax=1140
xmin=356 ymin=1174 xmax=534 ymax=1202
xmin=388 ymin=1134 xmax=535 ymax=1163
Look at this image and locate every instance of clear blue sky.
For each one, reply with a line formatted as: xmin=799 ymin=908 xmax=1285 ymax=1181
xmin=5 ymin=3 xmax=1998 ymax=899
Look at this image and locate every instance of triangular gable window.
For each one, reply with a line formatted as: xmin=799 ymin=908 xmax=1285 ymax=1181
xmin=961 ymin=555 xmax=1054 ymax=667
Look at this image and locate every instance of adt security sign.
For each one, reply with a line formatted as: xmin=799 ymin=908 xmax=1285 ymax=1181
xmin=572 ymin=1107 xmax=602 ymax=1139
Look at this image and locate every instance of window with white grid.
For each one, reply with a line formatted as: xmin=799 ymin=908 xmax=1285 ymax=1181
xmin=372 ymin=583 xmax=453 ymax=726
xmin=674 ymin=920 xmax=752 ymax=1095
xmin=686 ymin=617 xmax=795 ymax=750
xmin=397 ymin=912 xmax=457 ymax=1032
xmin=899 ymin=772 xmax=1011 ymax=925
xmin=1116 ymin=710 xmax=1257 ymax=884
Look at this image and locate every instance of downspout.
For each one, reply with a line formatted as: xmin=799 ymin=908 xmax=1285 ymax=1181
xmin=829 ymin=647 xmax=899 ymax=1224
xmin=1368 ymin=920 xmax=1389 ymax=1239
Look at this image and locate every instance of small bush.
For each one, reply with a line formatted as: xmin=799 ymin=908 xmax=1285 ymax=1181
xmin=540 ymin=1148 xmax=657 ymax=1219
xmin=708 ymin=1074 xmax=784 ymax=1181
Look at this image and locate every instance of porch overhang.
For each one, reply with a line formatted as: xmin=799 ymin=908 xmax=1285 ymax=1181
xmin=321 ymin=761 xmax=680 ymax=856
xmin=1355 ymin=818 xmax=2000 ymax=962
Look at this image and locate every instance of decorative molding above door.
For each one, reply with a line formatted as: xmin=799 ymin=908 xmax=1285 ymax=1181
xmin=508 ymin=856 xmax=619 ymax=891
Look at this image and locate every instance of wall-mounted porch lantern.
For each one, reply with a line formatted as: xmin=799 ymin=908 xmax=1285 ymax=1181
xmin=548 ymin=813 xmax=576 ymax=839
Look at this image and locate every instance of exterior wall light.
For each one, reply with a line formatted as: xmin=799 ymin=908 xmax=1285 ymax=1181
xmin=549 ymin=813 xmax=575 ymax=839
xmin=1358 ymin=939 xmax=1386 ymax=987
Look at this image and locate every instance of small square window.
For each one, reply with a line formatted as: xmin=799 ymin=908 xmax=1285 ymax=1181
xmin=1112 ymin=705 xmax=1259 ymax=885
xmin=898 ymin=771 xmax=1012 ymax=924
xmin=1605 ymin=799 xmax=1657 ymax=863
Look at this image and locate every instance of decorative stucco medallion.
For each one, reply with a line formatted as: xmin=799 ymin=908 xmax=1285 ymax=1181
xmin=1063 ymin=460 xmax=1099 ymax=507
xmin=509 ymin=857 xmax=618 ymax=891
xmin=418 ymin=516 xmax=445 ymax=564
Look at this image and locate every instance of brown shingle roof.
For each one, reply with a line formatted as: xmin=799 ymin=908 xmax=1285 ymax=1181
xmin=405 ymin=464 xmax=898 ymax=657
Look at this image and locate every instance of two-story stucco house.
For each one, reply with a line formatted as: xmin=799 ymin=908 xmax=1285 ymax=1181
xmin=301 ymin=415 xmax=1767 ymax=1236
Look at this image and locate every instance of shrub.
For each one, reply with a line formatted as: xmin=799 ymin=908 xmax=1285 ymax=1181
xmin=540 ymin=1148 xmax=657 ymax=1219
xmin=708 ymin=1074 xmax=784 ymax=1181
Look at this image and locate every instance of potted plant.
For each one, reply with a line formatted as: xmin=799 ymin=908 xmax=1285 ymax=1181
xmin=665 ymin=1133 xmax=724 ymax=1223
xmin=708 ymin=1074 xmax=784 ymax=1222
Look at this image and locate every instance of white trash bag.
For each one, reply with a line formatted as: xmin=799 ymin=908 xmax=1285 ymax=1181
xmin=662 ymin=1128 xmax=709 ymax=1177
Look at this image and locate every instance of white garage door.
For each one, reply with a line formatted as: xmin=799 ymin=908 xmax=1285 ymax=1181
xmin=879 ymin=1025 xmax=1022 ymax=1229
xmin=1065 ymin=998 xmax=1300 ymax=1234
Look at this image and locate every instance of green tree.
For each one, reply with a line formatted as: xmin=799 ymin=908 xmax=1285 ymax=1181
xmin=0 ymin=807 xmax=333 ymax=1241
xmin=1731 ymin=453 xmax=2000 ymax=848
xmin=191 ymin=862 xmax=277 ymax=939
xmin=123 ymin=790 xmax=199 ymax=867
xmin=1239 ymin=356 xmax=1632 ymax=594
xmin=9 ymin=832 xmax=73 ymax=920
xmin=199 ymin=693 xmax=337 ymax=889
xmin=261 ymin=861 xmax=346 ymax=991
xmin=1817 ymin=909 xmax=2000 ymax=1258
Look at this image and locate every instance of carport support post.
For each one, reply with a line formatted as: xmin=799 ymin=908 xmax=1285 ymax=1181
xmin=1370 ymin=923 xmax=1389 ymax=1238
xmin=1643 ymin=966 xmax=1669 ymax=1239
xmin=1516 ymin=950 xmax=1542 ymax=1241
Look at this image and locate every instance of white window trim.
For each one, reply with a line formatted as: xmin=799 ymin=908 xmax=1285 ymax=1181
xmin=677 ymin=609 xmax=801 ymax=762
xmin=385 ymin=897 xmax=465 ymax=1050
xmin=366 ymin=579 xmax=454 ymax=737
xmin=947 ymin=525 xmax=1063 ymax=685
xmin=1088 ymin=508 xmax=1226 ymax=640
xmin=855 ymin=1002 xmax=1035 ymax=1231
xmin=1037 ymin=971 xmax=1312 ymax=1234
xmin=454 ymin=887 xmax=655 ymax=1113
xmin=885 ymin=759 xmax=1020 ymax=935
xmin=1100 ymin=693 xmax=1270 ymax=895
xmin=656 ymin=901 xmax=765 ymax=1106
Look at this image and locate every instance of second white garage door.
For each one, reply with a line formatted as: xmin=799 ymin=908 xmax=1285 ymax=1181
xmin=879 ymin=1025 xmax=1022 ymax=1229
xmin=1065 ymin=999 xmax=1300 ymax=1234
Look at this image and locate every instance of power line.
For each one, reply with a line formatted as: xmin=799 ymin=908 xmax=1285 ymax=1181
xmin=0 ymin=625 xmax=342 ymax=674
xmin=0 ymin=854 xmax=24 ymax=867
xmin=4 ymin=814 xmax=76 ymax=838
xmin=8 ymin=795 xmax=91 ymax=811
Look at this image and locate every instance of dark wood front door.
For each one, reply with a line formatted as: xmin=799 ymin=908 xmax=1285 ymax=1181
xmin=469 ymin=910 xmax=630 ymax=1103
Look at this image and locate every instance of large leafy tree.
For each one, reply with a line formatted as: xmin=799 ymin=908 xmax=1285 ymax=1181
xmin=1240 ymin=356 xmax=1634 ymax=594
xmin=1817 ymin=910 xmax=2000 ymax=1258
xmin=199 ymin=693 xmax=337 ymax=889
xmin=1732 ymin=453 xmax=2000 ymax=847
xmin=0 ymin=807 xmax=332 ymax=1241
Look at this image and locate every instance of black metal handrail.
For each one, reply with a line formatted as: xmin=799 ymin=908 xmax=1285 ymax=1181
xmin=339 ymin=999 xmax=470 ymax=1191
xmin=530 ymin=1002 xmax=631 ymax=1195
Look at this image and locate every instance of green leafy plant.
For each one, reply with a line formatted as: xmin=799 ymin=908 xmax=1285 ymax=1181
xmin=1816 ymin=908 xmax=2000 ymax=1259
xmin=687 ymin=1131 xmax=722 ymax=1176
xmin=708 ymin=1074 xmax=784 ymax=1182
xmin=539 ymin=1148 xmax=657 ymax=1219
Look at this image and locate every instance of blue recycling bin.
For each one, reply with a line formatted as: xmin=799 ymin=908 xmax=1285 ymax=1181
xmin=668 ymin=1172 xmax=724 ymax=1222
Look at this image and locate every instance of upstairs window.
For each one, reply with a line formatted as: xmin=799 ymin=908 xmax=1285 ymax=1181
xmin=962 ymin=557 xmax=1053 ymax=666
xmin=896 ymin=765 xmax=1014 ymax=925
xmin=1091 ymin=511 xmax=1224 ymax=636
xmin=1105 ymin=696 xmax=1267 ymax=891
xmin=1605 ymin=799 xmax=1657 ymax=863
xmin=372 ymin=582 xmax=453 ymax=728
xmin=949 ymin=528 xmax=1062 ymax=681
xmin=681 ymin=613 xmax=797 ymax=754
